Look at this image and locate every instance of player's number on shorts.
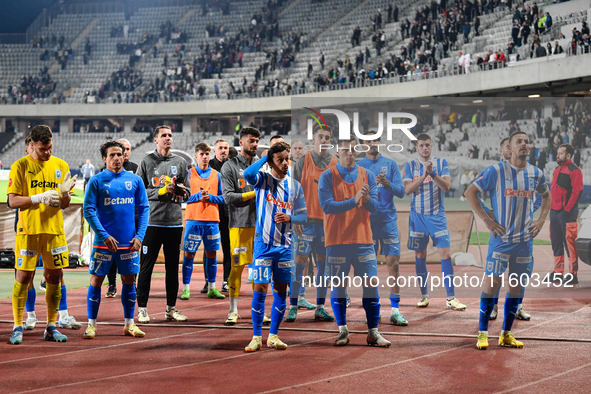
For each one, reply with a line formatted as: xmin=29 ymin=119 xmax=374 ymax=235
xmin=330 ymin=265 xmax=341 ymax=277
xmin=409 ymin=238 xmax=420 ymax=249
xmin=253 ymin=267 xmax=270 ymax=281
xmin=53 ymin=253 xmax=65 ymax=268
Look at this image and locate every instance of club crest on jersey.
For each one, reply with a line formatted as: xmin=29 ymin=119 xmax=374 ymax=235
xmin=125 ymin=181 xmax=132 ymax=190
xmin=381 ymin=166 xmax=388 ymax=174
xmin=529 ymin=178 xmax=535 ymax=189
xmin=56 ymin=169 xmax=62 ymax=179
xmin=171 ymin=166 xmax=177 ymax=175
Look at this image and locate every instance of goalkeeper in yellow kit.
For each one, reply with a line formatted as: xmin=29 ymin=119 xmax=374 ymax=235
xmin=7 ymin=125 xmax=77 ymax=345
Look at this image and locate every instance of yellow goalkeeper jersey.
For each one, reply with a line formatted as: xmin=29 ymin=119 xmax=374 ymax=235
xmin=7 ymin=155 xmax=69 ymax=235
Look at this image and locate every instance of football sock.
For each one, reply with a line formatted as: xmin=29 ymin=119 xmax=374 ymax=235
xmin=182 ymin=256 xmax=194 ymax=285
xmin=12 ymin=280 xmax=27 ymax=328
xmin=503 ymin=292 xmax=520 ymax=332
xmin=25 ymin=288 xmax=36 ymax=313
xmin=330 ymin=287 xmax=347 ymax=326
xmin=363 ymin=287 xmax=381 ymax=329
xmin=59 ymin=285 xmax=67 ymax=311
xmin=251 ymin=291 xmax=266 ymax=336
xmin=229 ymin=296 xmax=238 ymax=312
xmin=45 ymin=282 xmax=61 ymax=325
xmin=316 ymin=259 xmax=327 ymax=306
xmin=415 ymin=257 xmax=429 ymax=296
xmin=269 ymin=291 xmax=287 ymax=335
xmin=291 ymin=263 xmax=306 ymax=306
xmin=87 ymin=285 xmax=101 ymax=322
xmin=390 ymin=293 xmax=400 ymax=308
xmin=121 ymin=283 xmax=136 ymax=321
xmin=479 ymin=292 xmax=495 ymax=332
xmin=206 ymin=257 xmax=217 ymax=284
xmin=441 ymin=258 xmax=455 ymax=297
xmin=228 ymin=265 xmax=244 ymax=300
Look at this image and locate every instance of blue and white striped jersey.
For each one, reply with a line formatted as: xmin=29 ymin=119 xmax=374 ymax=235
xmin=403 ymin=157 xmax=450 ymax=216
xmin=474 ymin=161 xmax=548 ymax=244
xmin=244 ymin=157 xmax=306 ymax=248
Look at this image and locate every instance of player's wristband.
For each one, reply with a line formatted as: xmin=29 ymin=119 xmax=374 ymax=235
xmin=242 ymin=191 xmax=255 ymax=201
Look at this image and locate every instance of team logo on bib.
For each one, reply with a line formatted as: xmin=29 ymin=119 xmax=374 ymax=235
xmin=125 ymin=181 xmax=132 ymax=190
xmin=171 ymin=166 xmax=178 ymax=175
xmin=56 ymin=169 xmax=62 ymax=179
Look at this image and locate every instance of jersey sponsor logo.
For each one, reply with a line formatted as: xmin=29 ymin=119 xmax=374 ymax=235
xmin=51 ymin=245 xmax=68 ymax=255
xmin=358 ymin=253 xmax=376 ymax=263
xmin=30 ymin=180 xmax=59 ymax=189
xmin=239 ymin=179 xmax=246 ymax=188
xmin=266 ymin=193 xmax=293 ymax=209
xmin=188 ymin=234 xmax=202 ymax=241
xmin=121 ymin=251 xmax=139 ymax=260
xmin=125 ymin=181 xmax=132 ymax=190
xmin=410 ymin=231 xmax=425 ymax=238
xmin=207 ymin=233 xmax=220 ymax=240
xmin=414 ymin=175 xmax=434 ymax=182
xmin=434 ymin=230 xmax=449 ymax=237
xmin=171 ymin=166 xmax=178 ymax=175
xmin=299 ymin=234 xmax=313 ymax=242
xmin=20 ymin=249 xmax=37 ymax=257
xmin=255 ymin=259 xmax=272 ymax=267
xmin=492 ymin=252 xmax=510 ymax=261
xmin=516 ymin=256 xmax=533 ymax=264
xmin=94 ymin=252 xmax=112 ymax=261
xmin=504 ymin=189 xmax=533 ymax=198
xmin=328 ymin=256 xmax=346 ymax=264
xmin=104 ymin=197 xmax=134 ymax=205
xmin=234 ymin=246 xmax=248 ymax=254
xmin=383 ymin=237 xmax=400 ymax=245
xmin=278 ymin=261 xmax=295 ymax=268
xmin=56 ymin=169 xmax=62 ymax=179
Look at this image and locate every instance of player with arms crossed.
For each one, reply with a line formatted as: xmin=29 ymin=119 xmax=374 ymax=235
xmin=320 ymin=137 xmax=390 ymax=347
xmin=181 ymin=143 xmax=226 ymax=300
xmin=83 ymin=141 xmax=150 ymax=339
xmin=287 ymin=125 xmax=337 ymax=322
xmin=8 ymin=125 xmax=77 ymax=345
xmin=243 ymin=142 xmax=307 ymax=351
xmin=403 ymin=133 xmax=466 ymax=311
xmin=482 ymin=137 xmax=540 ymax=321
xmin=358 ymin=137 xmax=408 ymax=326
xmin=466 ymin=131 xmax=551 ymax=350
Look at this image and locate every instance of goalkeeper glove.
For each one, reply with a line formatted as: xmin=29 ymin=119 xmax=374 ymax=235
xmin=59 ymin=171 xmax=77 ymax=195
xmin=31 ymin=190 xmax=60 ymax=207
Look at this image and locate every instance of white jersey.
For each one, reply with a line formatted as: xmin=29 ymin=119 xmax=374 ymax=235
xmin=403 ymin=157 xmax=450 ymax=216
xmin=474 ymin=161 xmax=548 ymax=244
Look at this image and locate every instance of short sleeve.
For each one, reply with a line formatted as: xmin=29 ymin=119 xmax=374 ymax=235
xmin=402 ymin=161 xmax=413 ymax=181
xmin=536 ymin=171 xmax=549 ymax=194
xmin=473 ymin=165 xmax=497 ymax=193
xmin=7 ymin=161 xmax=24 ymax=195
xmin=441 ymin=158 xmax=451 ymax=177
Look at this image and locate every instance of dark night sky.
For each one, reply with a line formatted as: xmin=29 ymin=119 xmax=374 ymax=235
xmin=0 ymin=0 xmax=57 ymax=34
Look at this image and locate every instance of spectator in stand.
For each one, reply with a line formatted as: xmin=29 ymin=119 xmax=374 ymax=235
xmin=529 ymin=143 xmax=537 ymax=166
xmin=533 ymin=42 xmax=547 ymax=58
xmin=81 ymin=159 xmax=95 ymax=191
xmin=547 ymin=133 xmax=556 ymax=161
xmin=573 ymin=148 xmax=581 ymax=167
xmin=545 ymin=117 xmax=553 ymax=138
xmin=538 ymin=147 xmax=547 ymax=171
xmin=554 ymin=41 xmax=563 ymax=54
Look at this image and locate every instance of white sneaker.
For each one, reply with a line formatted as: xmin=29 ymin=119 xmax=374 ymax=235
xmin=138 ymin=308 xmax=150 ymax=323
xmin=25 ymin=316 xmax=38 ymax=330
xmin=58 ymin=315 xmax=82 ymax=330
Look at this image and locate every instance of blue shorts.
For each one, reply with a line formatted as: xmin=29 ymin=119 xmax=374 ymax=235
xmin=253 ymin=241 xmax=294 ymax=284
xmin=326 ymin=244 xmax=378 ymax=279
xmin=407 ymin=210 xmax=451 ymax=251
xmin=183 ymin=221 xmax=220 ymax=252
xmin=372 ymin=220 xmax=401 ymax=257
xmin=89 ymin=248 xmax=140 ymax=276
xmin=293 ymin=222 xmax=326 ymax=256
xmin=485 ymin=237 xmax=533 ymax=278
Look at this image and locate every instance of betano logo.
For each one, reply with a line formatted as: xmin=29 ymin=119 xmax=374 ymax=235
xmin=265 ymin=193 xmax=293 ymax=210
xmin=304 ymin=107 xmax=417 ymax=153
xmin=504 ymin=189 xmax=533 ymax=198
